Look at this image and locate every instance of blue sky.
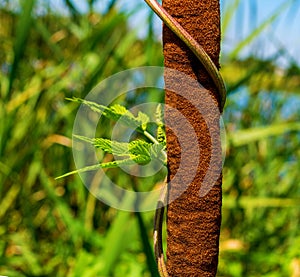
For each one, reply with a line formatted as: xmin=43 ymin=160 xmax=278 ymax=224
xmin=119 ymin=0 xmax=300 ymax=66
xmin=51 ymin=0 xmax=300 ymax=66
xmin=221 ymin=0 xmax=300 ymax=65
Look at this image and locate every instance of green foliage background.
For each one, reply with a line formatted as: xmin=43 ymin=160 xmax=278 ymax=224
xmin=0 ymin=0 xmax=299 ymax=276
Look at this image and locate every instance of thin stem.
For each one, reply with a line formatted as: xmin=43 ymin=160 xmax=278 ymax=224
xmin=144 ymin=130 xmax=168 ymax=162
xmin=144 ymin=130 xmax=160 ymax=144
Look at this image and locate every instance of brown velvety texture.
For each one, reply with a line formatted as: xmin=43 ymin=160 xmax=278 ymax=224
xmin=163 ymin=0 xmax=223 ymax=276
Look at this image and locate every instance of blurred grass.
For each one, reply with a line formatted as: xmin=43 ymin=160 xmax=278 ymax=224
xmin=0 ymin=1 xmax=299 ymax=276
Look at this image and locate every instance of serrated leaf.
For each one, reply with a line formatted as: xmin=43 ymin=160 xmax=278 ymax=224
xmin=136 ymin=111 xmax=149 ymax=131
xmin=93 ymin=138 xmax=114 ymax=152
xmin=155 ymin=104 xmax=163 ymax=127
xmin=150 ymin=143 xmax=165 ymax=159
xmin=56 ymin=138 xmax=167 ymax=179
xmin=109 ymin=105 xmax=145 ymax=131
xmin=109 ymin=104 xmax=127 ymax=114
xmin=109 ymin=104 xmax=135 ymax=122
xmin=67 ymin=97 xmax=106 ymax=114
xmin=67 ymin=98 xmax=130 ymax=122
xmin=155 ymin=104 xmax=166 ymax=144
xmin=131 ymin=154 xmax=150 ymax=164
xmin=55 ymin=158 xmax=136 ymax=179
xmin=156 ymin=125 xmax=165 ymax=145
xmin=128 ymin=140 xmax=151 ymax=157
xmin=59 ymin=100 xmax=168 ymax=180
xmin=68 ymin=97 xmax=147 ymax=131
xmin=128 ymin=140 xmax=167 ymax=165
xmin=74 ymin=135 xmax=130 ymax=156
xmin=94 ymin=138 xmax=130 ymax=156
xmin=55 ymin=164 xmax=102 ymax=179
xmin=73 ymin=134 xmax=94 ymax=144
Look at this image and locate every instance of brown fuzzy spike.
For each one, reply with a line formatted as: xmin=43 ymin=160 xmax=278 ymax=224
xmin=163 ymin=0 xmax=223 ymax=276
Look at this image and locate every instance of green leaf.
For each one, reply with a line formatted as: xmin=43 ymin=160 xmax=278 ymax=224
xmin=155 ymin=104 xmax=163 ymax=126
xmin=155 ymin=104 xmax=166 ymax=145
xmin=67 ymin=97 xmax=105 ymax=113
xmin=67 ymin=98 xmax=148 ymax=131
xmin=150 ymin=143 xmax=166 ymax=163
xmin=111 ymin=107 xmax=141 ymax=129
xmin=136 ymin=111 xmax=150 ymax=131
xmin=60 ymin=101 xmax=167 ymax=180
xmin=74 ymin=135 xmax=130 ymax=156
xmin=129 ymin=140 xmax=151 ymax=155
xmin=128 ymin=140 xmax=152 ymax=164
xmin=55 ymin=158 xmax=136 ymax=179
xmin=110 ymin=104 xmax=126 ymax=114
xmin=56 ymin=137 xmax=168 ymax=179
